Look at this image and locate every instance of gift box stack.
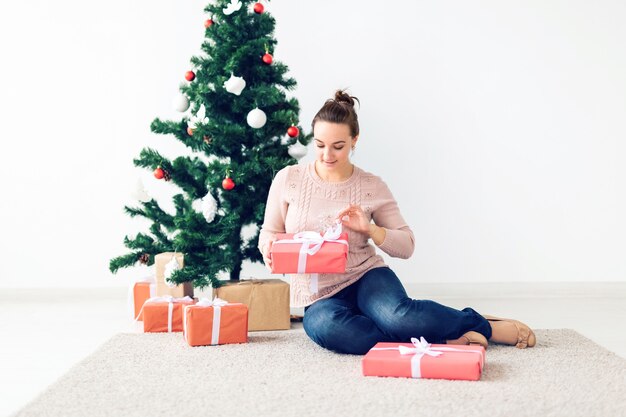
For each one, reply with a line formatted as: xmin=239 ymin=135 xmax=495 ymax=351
xmin=131 ymin=252 xmax=193 ymax=322
xmin=130 ymin=252 xmax=248 ymax=347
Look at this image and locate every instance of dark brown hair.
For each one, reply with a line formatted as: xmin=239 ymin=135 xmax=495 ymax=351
xmin=311 ymin=90 xmax=360 ymax=137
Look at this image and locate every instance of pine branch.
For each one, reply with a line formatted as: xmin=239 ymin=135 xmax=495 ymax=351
xmin=170 ymin=157 xmax=208 ymax=198
xmin=134 ymin=148 xmax=170 ymax=170
xmin=149 ymin=223 xmax=172 ymax=247
xmin=123 ymin=233 xmax=155 ymax=249
xmin=124 ymin=201 xmax=175 ymax=229
xmin=109 ymin=252 xmax=143 ymax=274
xmin=170 ymin=264 xmax=224 ymax=289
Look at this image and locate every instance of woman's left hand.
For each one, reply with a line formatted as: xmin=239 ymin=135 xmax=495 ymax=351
xmin=336 ymin=204 xmax=370 ymax=234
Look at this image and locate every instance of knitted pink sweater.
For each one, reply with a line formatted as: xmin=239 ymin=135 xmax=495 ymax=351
xmin=259 ymin=162 xmax=415 ymax=307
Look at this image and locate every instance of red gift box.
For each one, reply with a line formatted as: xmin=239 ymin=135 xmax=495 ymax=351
xmin=183 ymin=298 xmax=248 ymax=346
xmin=270 ymin=230 xmax=348 ymax=274
xmin=142 ymin=296 xmax=196 ymax=333
xmin=362 ymin=337 xmax=485 ymax=381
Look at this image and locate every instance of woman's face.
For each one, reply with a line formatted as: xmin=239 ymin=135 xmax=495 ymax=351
xmin=312 ymin=121 xmax=358 ymax=171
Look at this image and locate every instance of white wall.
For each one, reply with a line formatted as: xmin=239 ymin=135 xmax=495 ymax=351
xmin=1 ymin=0 xmax=624 ymax=288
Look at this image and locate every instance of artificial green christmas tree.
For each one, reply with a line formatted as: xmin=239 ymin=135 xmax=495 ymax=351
xmin=109 ymin=0 xmax=311 ymax=288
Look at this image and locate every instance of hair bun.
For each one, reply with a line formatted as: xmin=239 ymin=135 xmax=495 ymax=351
xmin=312 ymin=89 xmax=361 ymax=137
xmin=334 ymin=90 xmax=359 ymax=107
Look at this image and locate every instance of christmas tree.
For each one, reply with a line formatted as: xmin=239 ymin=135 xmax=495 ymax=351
xmin=109 ymin=0 xmax=311 ymax=288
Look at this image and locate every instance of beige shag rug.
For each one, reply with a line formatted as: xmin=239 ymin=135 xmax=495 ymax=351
xmin=14 ymin=327 xmax=626 ymax=417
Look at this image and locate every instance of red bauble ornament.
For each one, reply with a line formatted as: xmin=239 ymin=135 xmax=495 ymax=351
xmin=187 ymin=127 xmax=194 ymax=136
xmin=185 ymin=71 xmax=195 ymax=81
xmin=262 ymin=53 xmax=273 ymax=65
xmin=222 ymin=177 xmax=235 ymax=190
xmin=153 ymin=167 xmax=165 ymax=180
xmin=253 ymin=2 xmax=264 ymax=13
xmin=287 ymin=126 xmax=300 ymax=137
xmin=204 ymin=19 xmax=214 ymax=28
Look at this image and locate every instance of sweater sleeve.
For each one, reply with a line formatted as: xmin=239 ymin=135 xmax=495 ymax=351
xmin=258 ymin=166 xmax=290 ymax=255
xmin=371 ymin=179 xmax=415 ymax=259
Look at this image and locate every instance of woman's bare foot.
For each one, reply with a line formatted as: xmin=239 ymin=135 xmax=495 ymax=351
xmin=485 ymin=315 xmax=536 ymax=348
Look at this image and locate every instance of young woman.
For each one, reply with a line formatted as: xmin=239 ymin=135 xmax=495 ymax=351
xmin=258 ymin=90 xmax=536 ymax=355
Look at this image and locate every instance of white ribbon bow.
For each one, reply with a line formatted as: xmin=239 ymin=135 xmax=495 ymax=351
xmin=292 ymin=222 xmax=345 ymax=256
xmin=183 ymin=297 xmax=229 ymax=345
xmin=398 ymin=337 xmax=444 ymax=357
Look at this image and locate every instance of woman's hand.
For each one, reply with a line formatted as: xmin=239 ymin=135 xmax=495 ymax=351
xmin=262 ymin=239 xmax=275 ymax=271
xmin=336 ymin=204 xmax=387 ymax=245
xmin=336 ymin=204 xmax=370 ymax=234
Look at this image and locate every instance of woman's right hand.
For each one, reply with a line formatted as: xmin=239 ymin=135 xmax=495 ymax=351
xmin=262 ymin=239 xmax=275 ymax=271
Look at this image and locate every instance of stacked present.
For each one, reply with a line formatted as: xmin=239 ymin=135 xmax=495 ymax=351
xmin=128 ymin=252 xmax=248 ymax=347
xmin=131 ymin=252 xmax=193 ymax=321
xmin=137 ymin=295 xmax=248 ymax=347
xmin=362 ymin=337 xmax=486 ymax=381
xmin=270 ymin=223 xmax=349 ymax=274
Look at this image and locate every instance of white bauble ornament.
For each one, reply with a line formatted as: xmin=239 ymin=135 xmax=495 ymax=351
xmin=188 ymin=104 xmax=208 ymax=129
xmin=172 ymin=94 xmax=190 ymax=112
xmin=288 ymin=142 xmax=308 ymax=160
xmin=246 ymin=108 xmax=267 ymax=128
xmin=223 ymin=74 xmax=246 ymax=95
xmin=200 ymin=192 xmax=217 ymax=223
xmin=131 ymin=179 xmax=151 ymax=203
xmin=223 ymin=0 xmax=242 ymax=15
xmin=164 ymin=256 xmax=181 ymax=287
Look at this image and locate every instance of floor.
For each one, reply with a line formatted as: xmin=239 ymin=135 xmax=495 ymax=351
xmin=1 ymin=282 xmax=625 ymax=417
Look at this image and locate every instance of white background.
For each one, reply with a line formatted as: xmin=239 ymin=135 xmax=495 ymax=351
xmin=0 ymin=0 xmax=624 ymax=288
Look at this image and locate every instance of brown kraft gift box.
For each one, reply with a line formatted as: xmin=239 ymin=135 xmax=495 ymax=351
xmin=155 ymin=252 xmax=194 ymax=298
xmin=213 ymin=279 xmax=290 ymax=331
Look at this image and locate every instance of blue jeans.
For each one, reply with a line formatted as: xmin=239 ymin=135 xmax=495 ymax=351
xmin=303 ymin=267 xmax=492 ymax=355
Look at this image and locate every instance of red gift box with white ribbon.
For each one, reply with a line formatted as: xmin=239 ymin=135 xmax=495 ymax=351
xmin=140 ymin=296 xmax=195 ymax=333
xmin=271 ymin=223 xmax=348 ymax=274
xmin=362 ymin=337 xmax=486 ymax=381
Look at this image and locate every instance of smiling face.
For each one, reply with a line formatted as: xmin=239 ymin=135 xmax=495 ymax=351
xmin=313 ymin=121 xmax=358 ymax=172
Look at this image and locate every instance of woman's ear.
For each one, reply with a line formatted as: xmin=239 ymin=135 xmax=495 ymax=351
xmin=352 ymin=135 xmax=359 ymax=149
